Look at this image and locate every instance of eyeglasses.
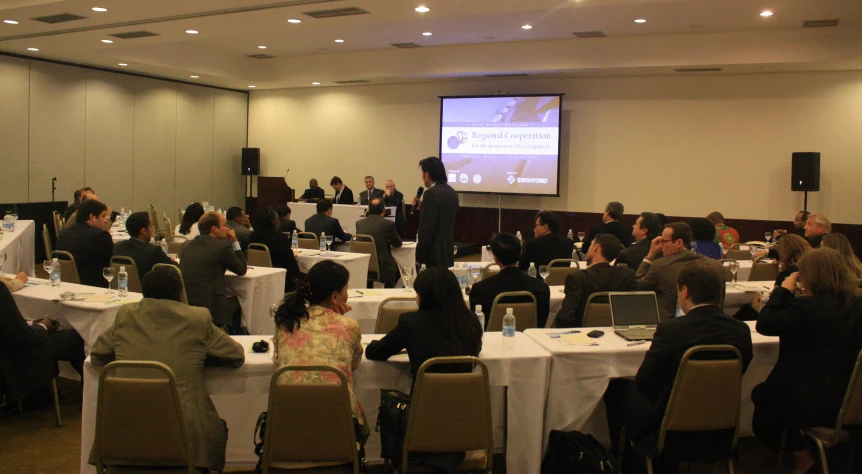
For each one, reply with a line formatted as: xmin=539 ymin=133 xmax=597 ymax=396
xmin=660 ymin=239 xmax=676 ymax=244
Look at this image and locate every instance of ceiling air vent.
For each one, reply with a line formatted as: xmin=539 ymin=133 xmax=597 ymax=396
xmin=303 ymin=7 xmax=369 ymax=19
xmin=485 ymin=73 xmax=529 ymax=78
xmin=334 ymin=80 xmax=370 ymax=84
xmin=674 ymin=67 xmax=723 ymax=73
xmin=31 ymin=13 xmax=87 ymax=24
xmin=391 ymin=42 xmax=422 ymax=49
xmin=803 ymin=19 xmax=839 ymax=28
xmin=247 ymin=54 xmax=275 ymax=59
xmin=110 ymin=30 xmax=160 ymax=39
xmin=572 ymin=31 xmax=606 ymax=38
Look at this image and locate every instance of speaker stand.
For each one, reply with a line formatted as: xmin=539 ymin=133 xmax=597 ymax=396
xmin=803 ymin=191 xmax=808 ymax=213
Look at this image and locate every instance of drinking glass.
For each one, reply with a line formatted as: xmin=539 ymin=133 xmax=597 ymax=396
xmin=43 ymin=259 xmax=52 ymax=276
xmin=539 ymin=265 xmax=549 ymax=280
xmin=10 ymin=214 xmax=17 ymax=231
xmin=764 ymin=231 xmax=773 ymax=243
xmin=453 ymin=245 xmax=458 ymax=257
xmin=728 ymin=260 xmax=739 ymax=284
xmin=401 ymin=264 xmax=415 ymax=292
xmin=324 ymin=234 xmax=333 ymax=251
xmin=749 ymin=246 xmax=758 ymax=259
xmin=102 ymin=267 xmax=115 ymax=294
xmin=270 ymin=303 xmax=279 ymax=320
xmin=577 ymin=231 xmax=585 ymax=242
xmin=469 ymin=265 xmax=482 ymax=285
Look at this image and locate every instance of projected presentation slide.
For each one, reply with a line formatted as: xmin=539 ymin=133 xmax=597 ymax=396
xmin=439 ymin=95 xmax=562 ymax=196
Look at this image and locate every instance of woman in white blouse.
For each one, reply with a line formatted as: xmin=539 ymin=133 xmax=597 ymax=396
xmin=175 ymin=203 xmax=204 ymax=240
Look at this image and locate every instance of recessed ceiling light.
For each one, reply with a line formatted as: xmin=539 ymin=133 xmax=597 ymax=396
xmin=101 ymin=39 xmax=113 ymax=43
xmin=422 ymin=32 xmax=432 ymax=36
xmin=118 ymin=63 xmax=128 ymax=66
xmin=190 ymin=75 xmax=199 ymax=78
xmin=92 ymin=7 xmax=107 ymax=12
xmin=312 ymin=82 xmax=320 ymax=85
xmin=3 ymin=20 xmax=19 ymax=24
xmin=635 ymin=19 xmax=646 ymax=23
xmin=185 ymin=29 xmax=199 ymax=34
xmin=522 ymin=24 xmax=533 ymax=30
xmin=415 ymin=6 xmax=430 ymax=13
xmin=287 ymin=18 xmax=302 ymax=23
xmin=760 ymin=10 xmax=773 ymax=17
xmin=248 ymin=85 xmax=256 ymax=88
xmin=258 ymin=45 xmax=267 ymax=49
xmin=27 ymin=47 xmax=39 ymax=51
xmin=334 ymin=39 xmax=344 ymax=43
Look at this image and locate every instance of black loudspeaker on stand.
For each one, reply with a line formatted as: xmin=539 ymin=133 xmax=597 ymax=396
xmin=242 ymin=148 xmax=261 ymax=198
xmin=791 ymin=152 xmax=820 ymax=212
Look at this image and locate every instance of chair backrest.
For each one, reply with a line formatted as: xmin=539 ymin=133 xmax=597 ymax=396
xmin=247 ymin=243 xmax=273 ymax=267
xmin=264 ymin=366 xmax=359 ymax=473
xmin=152 ymin=263 xmax=188 ymax=304
xmin=162 ymin=216 xmax=173 ymax=239
xmin=352 ymin=234 xmax=379 ymax=273
xmin=50 ymin=250 xmax=80 ymax=284
xmin=581 ymin=292 xmax=612 ymax=327
xmin=42 ymin=223 xmax=52 ymax=258
xmin=52 ymin=211 xmax=63 ymax=236
xmin=109 ymin=256 xmax=142 ymax=293
xmin=402 ymin=357 xmax=493 ymax=474
xmin=658 ymin=345 xmax=743 ymax=454
xmin=482 ymin=262 xmax=500 ymax=280
xmin=718 ymin=259 xmax=736 ymax=283
xmin=298 ymin=232 xmax=318 ymax=250
xmin=94 ymin=361 xmax=194 ymax=473
xmin=488 ymin=291 xmax=537 ymax=331
xmin=835 ymin=350 xmax=862 ymax=433
xmin=375 ymin=297 xmax=418 ymax=334
xmin=748 ymin=262 xmax=778 ymax=282
xmin=544 ymin=259 xmax=578 ymax=286
xmin=167 ymin=236 xmax=187 ymax=255
xmin=725 ymin=249 xmax=751 ymax=260
xmin=148 ymin=205 xmax=161 ymax=233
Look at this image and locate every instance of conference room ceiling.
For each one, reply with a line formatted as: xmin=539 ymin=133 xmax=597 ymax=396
xmin=0 ymin=0 xmax=860 ymax=91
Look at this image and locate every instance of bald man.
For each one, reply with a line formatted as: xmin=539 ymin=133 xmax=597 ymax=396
xmin=298 ymin=179 xmax=325 ymax=203
xmin=383 ymin=179 xmax=405 ymax=235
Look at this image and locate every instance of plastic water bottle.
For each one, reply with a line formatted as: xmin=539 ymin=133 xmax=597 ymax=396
xmin=515 ymin=231 xmax=522 ymax=242
xmin=292 ymin=231 xmax=299 ymax=250
xmin=527 ymin=262 xmax=537 ymax=278
xmin=502 ymin=307 xmax=516 ymax=350
xmin=319 ymin=232 xmax=327 ymax=251
xmin=50 ymin=258 xmax=61 ymax=287
xmin=475 ymin=305 xmax=485 ymax=332
xmin=159 ymin=239 xmax=168 ymax=254
xmin=118 ymin=266 xmax=128 ymax=296
xmin=2 ymin=212 xmax=12 ymax=233
xmin=419 ymin=263 xmax=427 ymax=274
xmin=567 ymin=229 xmax=574 ymax=241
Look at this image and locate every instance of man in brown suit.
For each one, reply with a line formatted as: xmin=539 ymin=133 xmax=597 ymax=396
xmin=636 ymin=222 xmax=724 ymax=321
xmin=90 ymin=265 xmax=245 ymax=472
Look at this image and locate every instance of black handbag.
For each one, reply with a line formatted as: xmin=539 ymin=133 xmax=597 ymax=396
xmin=375 ymin=389 xmax=411 ymax=460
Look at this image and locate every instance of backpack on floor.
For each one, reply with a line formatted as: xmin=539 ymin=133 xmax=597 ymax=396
xmin=542 ymin=430 xmax=616 ymax=474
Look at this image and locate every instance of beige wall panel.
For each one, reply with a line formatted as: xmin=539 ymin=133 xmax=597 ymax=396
xmin=28 ymin=61 xmax=86 ymax=203
xmin=84 ymin=70 xmax=135 ymax=211
xmin=175 ymin=84 xmax=215 ymax=217
xmin=0 ymin=56 xmax=30 ymax=203
xmin=212 ymin=90 xmax=248 ymax=211
xmin=133 ymin=77 xmax=176 ymax=220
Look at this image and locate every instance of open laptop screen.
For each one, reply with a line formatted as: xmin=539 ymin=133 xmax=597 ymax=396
xmin=609 ymin=292 xmax=660 ymax=327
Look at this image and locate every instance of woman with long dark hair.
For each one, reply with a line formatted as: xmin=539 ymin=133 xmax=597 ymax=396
xmin=249 ymin=207 xmax=300 ymax=292
xmin=175 ymin=203 xmax=205 ymax=240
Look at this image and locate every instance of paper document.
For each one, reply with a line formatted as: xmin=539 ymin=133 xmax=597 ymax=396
xmin=83 ymin=294 xmax=114 ymax=303
xmin=560 ymin=333 xmax=599 ymax=346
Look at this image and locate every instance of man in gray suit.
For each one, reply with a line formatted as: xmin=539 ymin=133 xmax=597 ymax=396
xmin=356 ymin=198 xmax=403 ymax=287
xmin=415 ymin=157 xmax=459 ymax=268
xmin=359 ymin=175 xmax=385 ymax=205
xmin=636 ymin=222 xmax=724 ymax=321
xmin=179 ymin=211 xmax=248 ymax=332
xmin=89 ymin=265 xmax=245 ymax=472
xmin=225 ymin=206 xmax=251 ymax=252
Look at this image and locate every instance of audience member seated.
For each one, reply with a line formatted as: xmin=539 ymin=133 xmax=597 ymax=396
xmin=330 ymin=176 xmax=354 ymax=205
xmin=636 ymin=223 xmax=723 ymax=320
xmin=179 ymin=211 xmax=248 ymax=333
xmin=820 ymin=233 xmax=862 ymax=280
xmin=298 ymin=178 xmax=325 ymax=203
xmin=273 ymin=261 xmax=369 ymax=459
xmin=773 ymin=210 xmax=809 ymax=241
xmin=519 ymin=210 xmax=574 ymax=272
xmin=359 ymin=175 xmax=385 ymax=206
xmin=112 ymin=211 xmax=178 ymax=278
xmin=355 ymin=198 xmax=402 ymax=288
xmin=689 ymin=217 xmax=723 ymax=260
xmin=760 ymin=212 xmax=831 ymax=261
xmin=63 ymin=186 xmax=94 ymax=221
xmin=604 ymin=261 xmax=753 ymax=464
xmin=249 ymin=208 xmax=300 ymax=292
xmin=2 ymin=272 xmax=29 ymax=292
xmin=225 ymin=206 xmax=251 ymax=252
xmin=56 ymin=199 xmax=114 ymax=287
xmin=304 ymin=199 xmax=353 ymax=246
xmin=706 ymin=211 xmax=739 ymax=248
xmin=275 ymin=204 xmax=299 ymax=235
xmin=175 ymin=203 xmax=205 ymax=241
xmin=89 ymin=266 xmax=245 ymax=473
xmin=556 ymin=234 xmax=636 ymax=328
xmin=469 ymin=232 xmax=551 ymax=328
xmin=753 ymin=248 xmax=862 ymax=474
xmin=65 ymin=192 xmax=113 ymax=231
xmin=582 ymin=201 xmax=630 ymax=255
xmin=617 ymin=212 xmax=662 ymax=269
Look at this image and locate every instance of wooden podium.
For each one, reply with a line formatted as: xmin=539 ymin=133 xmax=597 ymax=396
xmin=246 ymin=177 xmax=293 ymax=216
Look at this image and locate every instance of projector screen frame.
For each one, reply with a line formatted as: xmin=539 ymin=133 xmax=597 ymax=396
xmin=438 ymin=93 xmax=564 ymax=198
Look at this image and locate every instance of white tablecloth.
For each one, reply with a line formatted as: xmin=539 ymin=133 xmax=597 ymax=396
xmin=525 ymin=321 xmax=778 ymax=449
xmin=80 ymin=332 xmax=551 ymax=474
xmin=0 ymin=219 xmax=36 ymax=276
xmin=291 ymin=202 xmax=395 ymax=235
xmin=294 ymin=249 xmax=370 ymax=290
xmin=339 ymin=241 xmax=417 ymax=287
xmin=226 ymin=267 xmax=287 ymax=335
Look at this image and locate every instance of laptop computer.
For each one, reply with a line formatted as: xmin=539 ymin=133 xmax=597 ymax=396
xmin=609 ymin=291 xmax=661 ymax=341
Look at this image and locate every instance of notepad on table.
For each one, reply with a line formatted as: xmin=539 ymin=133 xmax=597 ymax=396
xmin=560 ymin=333 xmax=599 ymax=346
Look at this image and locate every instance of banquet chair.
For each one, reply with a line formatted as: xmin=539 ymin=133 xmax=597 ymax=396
xmin=0 ymin=341 xmax=62 ymax=427
xmin=50 ymin=250 xmax=80 ymax=284
xmin=167 ymin=236 xmax=187 ymax=255
xmin=52 ymin=211 xmax=63 ymax=236
xmin=93 ymin=361 xmax=195 ymax=474
xmin=248 ymin=243 xmax=273 ymax=267
xmin=42 ymin=224 xmax=53 ymax=259
xmin=748 ymin=263 xmax=779 ymax=282
xmin=162 ymin=216 xmax=174 ymax=239
xmin=544 ymin=259 xmax=578 ymax=286
xmin=718 ymin=260 xmax=736 ymax=283
xmin=725 ymin=250 xmax=751 ymax=260
xmin=298 ymin=232 xmax=319 ymax=250
xmin=153 ymin=264 xmax=188 ymax=304
xmin=375 ymin=297 xmax=418 ymax=334
xmin=262 ymin=366 xmax=360 ymax=474
xmin=641 ymin=345 xmax=743 ymax=474
xmin=393 ymin=356 xmax=493 ymax=473
xmin=481 ymin=262 xmax=500 ymax=280
xmin=352 ymin=234 xmax=385 ymax=287
xmin=800 ymin=350 xmax=862 ymax=474
xmin=487 ymin=291 xmax=537 ymax=331
xmin=109 ymin=256 xmax=142 ymax=294
xmin=582 ymin=292 xmax=612 ymax=327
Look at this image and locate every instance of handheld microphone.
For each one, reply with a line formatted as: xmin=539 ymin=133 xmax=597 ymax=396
xmin=411 ymin=187 xmax=424 ymax=215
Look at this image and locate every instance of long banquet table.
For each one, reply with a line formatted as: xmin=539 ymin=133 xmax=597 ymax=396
xmin=80 ymin=332 xmax=552 ymax=474
xmin=0 ymin=219 xmax=36 ymax=276
xmin=290 ymin=202 xmax=395 ymax=235
xmin=294 ymin=249 xmax=370 ymax=290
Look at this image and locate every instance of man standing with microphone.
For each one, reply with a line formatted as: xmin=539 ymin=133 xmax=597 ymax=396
xmin=415 ymin=157 xmax=459 ymax=269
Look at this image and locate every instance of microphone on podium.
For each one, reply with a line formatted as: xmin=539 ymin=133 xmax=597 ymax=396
xmin=411 ymin=187 xmax=424 ymax=215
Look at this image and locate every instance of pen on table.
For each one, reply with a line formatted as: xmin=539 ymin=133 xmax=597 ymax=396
xmin=763 ymin=286 xmax=772 ymax=290
xmin=627 ymin=340 xmax=647 ymax=347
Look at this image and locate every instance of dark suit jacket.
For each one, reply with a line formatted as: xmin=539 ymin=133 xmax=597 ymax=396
xmin=113 ymin=237 xmax=178 ymax=278
xmin=625 ymin=304 xmax=753 ymax=456
xmin=334 ymin=186 xmax=355 ymax=205
xmin=226 ymin=222 xmax=251 ymax=252
xmin=179 ymin=235 xmax=247 ymax=327
xmin=365 ymin=309 xmax=482 ymax=377
xmin=63 ymin=202 xmax=78 ymax=221
xmin=581 ymin=220 xmax=632 ymax=255
xmin=468 ymin=266 xmax=552 ymax=328
xmin=277 ymin=218 xmax=299 ymax=235
xmin=555 ymin=262 xmax=637 ymax=328
xmin=384 ymin=190 xmax=405 ymax=231
xmin=519 ymin=233 xmax=574 ymax=271
xmin=616 ymin=238 xmax=658 ymax=270
xmin=250 ymin=230 xmax=300 ymax=292
xmin=756 ymin=289 xmax=862 ymax=427
xmin=416 ymin=183 xmax=459 ymax=268
xmin=56 ymin=223 xmax=115 ymax=287
xmin=636 ymin=250 xmax=724 ymax=321
xmin=299 ymin=187 xmax=325 ymax=202
xmin=355 ymin=214 xmax=402 ymax=286
xmin=304 ymin=213 xmax=352 ymax=243
xmin=359 ymin=188 xmax=385 ymax=206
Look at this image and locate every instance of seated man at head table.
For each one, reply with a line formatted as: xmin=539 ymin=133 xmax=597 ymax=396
xmin=113 ymin=211 xmax=178 ymax=279
xmin=359 ymin=175 xmax=385 ymax=206
xmin=225 ymin=206 xmax=251 ymax=252
xmin=383 ymin=179 xmax=405 ymax=236
xmin=330 ymin=176 xmax=355 ymax=205
xmin=555 ymin=233 xmax=636 ymax=328
xmin=469 ymin=232 xmax=551 ymax=328
xmin=355 ymin=198 xmax=402 ymax=288
xmin=297 ymin=178 xmax=326 ymax=203
xmin=518 ymin=210 xmax=575 ymax=274
xmin=56 ymin=199 xmax=115 ymax=288
xmin=616 ymin=212 xmax=662 ymax=270
xmin=304 ymin=199 xmax=353 ymax=248
xmin=88 ymin=265 xmax=245 ymax=473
